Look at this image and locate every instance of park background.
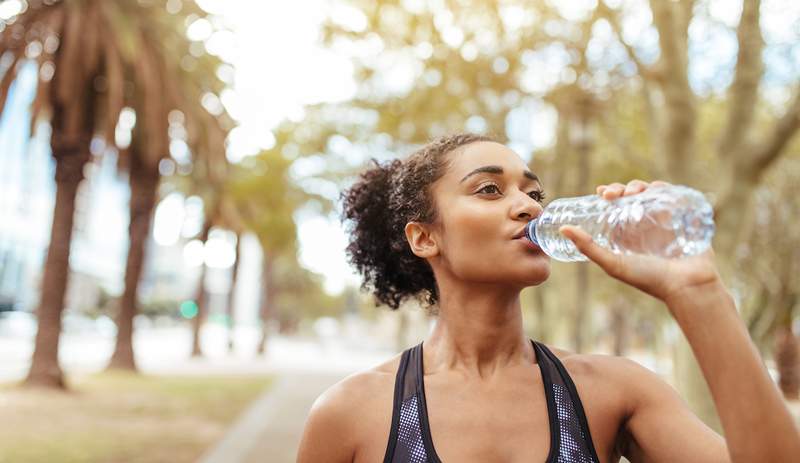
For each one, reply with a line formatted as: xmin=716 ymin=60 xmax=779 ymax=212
xmin=0 ymin=0 xmax=799 ymax=461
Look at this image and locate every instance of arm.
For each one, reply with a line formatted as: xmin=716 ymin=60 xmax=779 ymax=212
xmin=562 ymin=180 xmax=800 ymax=463
xmin=662 ymin=282 xmax=800 ymax=462
xmin=617 ymin=283 xmax=800 ymax=463
xmin=611 ymin=356 xmax=728 ymax=463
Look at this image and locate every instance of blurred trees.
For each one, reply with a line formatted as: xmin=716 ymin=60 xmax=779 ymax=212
xmin=1 ymin=0 xmax=109 ymax=389
xmin=0 ymin=0 xmax=231 ymax=387
xmin=106 ymin=1 xmax=232 ymax=370
xmin=314 ymin=0 xmax=800 ymax=427
xmin=228 ymin=138 xmax=330 ymax=354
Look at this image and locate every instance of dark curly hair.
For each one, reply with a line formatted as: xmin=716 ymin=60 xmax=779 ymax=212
xmin=341 ymin=133 xmax=496 ymax=310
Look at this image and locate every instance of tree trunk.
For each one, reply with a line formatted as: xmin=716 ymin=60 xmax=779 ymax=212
xmin=532 ymin=287 xmax=548 ymax=343
xmin=190 ymin=218 xmax=213 ymax=357
xmin=574 ymin=263 xmax=590 ymax=353
xmin=572 ymin=104 xmax=593 ymax=353
xmin=649 ymin=0 xmax=696 ymax=185
xmin=225 ymin=232 xmax=242 ymax=353
xmin=775 ymin=291 xmax=799 ymax=399
xmin=257 ymin=253 xmax=275 ymax=356
xmin=776 ymin=327 xmax=800 ymax=400
xmin=107 ymin=154 xmax=159 ymax=371
xmin=24 ymin=142 xmax=90 ymax=389
xmin=610 ymin=297 xmax=629 ymax=356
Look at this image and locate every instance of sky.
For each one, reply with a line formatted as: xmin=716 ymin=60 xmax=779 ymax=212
xmin=194 ymin=0 xmax=362 ymax=294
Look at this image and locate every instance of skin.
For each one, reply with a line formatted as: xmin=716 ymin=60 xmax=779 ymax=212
xmin=297 ymin=141 xmax=800 ymax=462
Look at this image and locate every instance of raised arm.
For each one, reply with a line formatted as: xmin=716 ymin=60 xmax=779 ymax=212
xmin=661 ymin=282 xmax=800 ymax=461
xmin=561 ymin=179 xmax=800 ymax=462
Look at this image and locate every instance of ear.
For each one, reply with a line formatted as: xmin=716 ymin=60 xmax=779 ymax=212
xmin=404 ymin=222 xmax=439 ymax=258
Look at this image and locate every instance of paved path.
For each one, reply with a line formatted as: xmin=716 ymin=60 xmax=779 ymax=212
xmin=199 ymin=371 xmax=346 ymax=463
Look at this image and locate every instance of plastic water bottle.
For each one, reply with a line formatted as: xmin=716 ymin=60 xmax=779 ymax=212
xmin=524 ymin=184 xmax=715 ymax=262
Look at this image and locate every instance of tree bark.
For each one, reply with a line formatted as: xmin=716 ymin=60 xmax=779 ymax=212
xmin=225 ymin=232 xmax=242 ymax=353
xmin=24 ymin=142 xmax=89 ymax=389
xmin=718 ymin=0 xmax=763 ymax=160
xmin=572 ymin=102 xmax=593 ymax=353
xmin=107 ymin=153 xmax=159 ymax=371
xmin=776 ymin=326 xmax=800 ymax=400
xmin=257 ymin=253 xmax=275 ymax=356
xmin=532 ymin=287 xmax=548 ymax=343
xmin=190 ymin=217 xmax=213 ymax=357
xmin=610 ymin=297 xmax=629 ymax=356
xmin=649 ymin=0 xmax=696 ymax=185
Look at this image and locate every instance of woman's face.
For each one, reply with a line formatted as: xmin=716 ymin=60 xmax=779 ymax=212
xmin=426 ymin=141 xmax=551 ymax=288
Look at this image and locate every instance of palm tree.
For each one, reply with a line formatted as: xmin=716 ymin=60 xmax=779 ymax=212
xmin=229 ymin=152 xmax=303 ymax=355
xmin=1 ymin=0 xmax=124 ymax=388
xmin=0 ymin=0 xmax=231 ymax=387
xmin=104 ymin=1 xmax=232 ymax=371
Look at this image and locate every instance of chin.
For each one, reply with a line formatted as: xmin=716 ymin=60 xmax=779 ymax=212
xmin=509 ymin=262 xmax=551 ymax=287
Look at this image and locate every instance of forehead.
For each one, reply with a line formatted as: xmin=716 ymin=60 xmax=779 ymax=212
xmin=444 ymin=141 xmax=531 ymax=180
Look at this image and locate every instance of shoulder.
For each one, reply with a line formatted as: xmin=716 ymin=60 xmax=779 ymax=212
xmin=542 ymin=344 xmax=668 ymax=414
xmin=309 ymin=352 xmax=402 ymax=423
xmin=298 ymin=353 xmax=403 ymax=462
xmin=545 ymin=344 xmax=661 ymax=381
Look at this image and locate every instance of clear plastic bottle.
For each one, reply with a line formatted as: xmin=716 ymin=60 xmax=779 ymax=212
xmin=524 ymin=184 xmax=715 ymax=262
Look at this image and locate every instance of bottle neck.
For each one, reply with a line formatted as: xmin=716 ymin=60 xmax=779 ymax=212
xmin=524 ymin=219 xmax=539 ymax=246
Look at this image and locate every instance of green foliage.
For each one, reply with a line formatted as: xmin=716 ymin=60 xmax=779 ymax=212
xmin=271 ymin=253 xmax=349 ymax=326
xmin=308 ymin=0 xmax=800 ymax=357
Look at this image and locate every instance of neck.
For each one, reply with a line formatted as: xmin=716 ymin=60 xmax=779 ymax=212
xmin=424 ymin=282 xmax=534 ymax=379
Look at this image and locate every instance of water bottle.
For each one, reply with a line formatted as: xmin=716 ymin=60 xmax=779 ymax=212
xmin=524 ymin=184 xmax=715 ymax=262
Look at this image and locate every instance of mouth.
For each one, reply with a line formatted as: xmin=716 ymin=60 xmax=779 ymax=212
xmin=512 ymin=227 xmax=527 ymax=240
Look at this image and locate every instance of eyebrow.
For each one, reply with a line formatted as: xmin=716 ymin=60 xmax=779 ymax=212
xmin=459 ymin=165 xmax=540 ymax=184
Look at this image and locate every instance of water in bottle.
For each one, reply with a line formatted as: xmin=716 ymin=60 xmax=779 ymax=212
xmin=524 ymin=184 xmax=715 ymax=262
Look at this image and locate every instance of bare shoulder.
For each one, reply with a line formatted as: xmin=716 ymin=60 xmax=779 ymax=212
xmin=546 ymin=344 xmax=660 ymax=382
xmin=543 ymin=344 xmax=672 ymax=412
xmin=298 ymin=353 xmax=403 ymax=462
xmin=309 ymin=352 xmax=402 ymax=420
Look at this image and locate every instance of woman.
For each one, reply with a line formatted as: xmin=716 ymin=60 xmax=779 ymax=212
xmin=296 ymin=133 xmax=799 ymax=462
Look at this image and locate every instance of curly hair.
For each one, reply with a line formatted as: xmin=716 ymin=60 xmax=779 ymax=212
xmin=341 ymin=133 xmax=496 ymax=310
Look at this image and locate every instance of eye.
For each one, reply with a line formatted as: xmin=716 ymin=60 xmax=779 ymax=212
xmin=476 ymin=183 xmax=501 ymax=195
xmin=528 ymin=190 xmax=547 ymax=203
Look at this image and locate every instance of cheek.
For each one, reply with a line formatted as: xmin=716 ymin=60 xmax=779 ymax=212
xmin=438 ymin=204 xmax=499 ymax=254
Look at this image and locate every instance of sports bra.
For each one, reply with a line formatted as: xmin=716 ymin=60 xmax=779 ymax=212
xmin=383 ymin=339 xmax=600 ymax=462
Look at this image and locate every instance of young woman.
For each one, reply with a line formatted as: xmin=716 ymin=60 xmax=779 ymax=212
xmin=296 ymin=133 xmax=799 ymax=462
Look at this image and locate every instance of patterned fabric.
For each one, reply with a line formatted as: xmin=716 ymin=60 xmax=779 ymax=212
xmin=396 ymin=395 xmax=429 ymax=463
xmin=384 ymin=340 xmax=599 ymax=463
xmin=553 ymin=383 xmax=595 ymax=463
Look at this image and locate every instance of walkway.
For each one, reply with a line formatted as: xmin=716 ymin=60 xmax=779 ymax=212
xmin=199 ymin=371 xmax=344 ymax=463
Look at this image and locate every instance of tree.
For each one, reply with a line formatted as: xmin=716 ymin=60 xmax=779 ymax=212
xmin=317 ymin=0 xmax=800 ymax=428
xmin=1 ymin=0 xmax=129 ymax=388
xmin=101 ymin=1 xmax=232 ymax=371
xmin=228 ymin=138 xmax=329 ymax=354
xmin=0 ymin=1 xmax=232 ymax=383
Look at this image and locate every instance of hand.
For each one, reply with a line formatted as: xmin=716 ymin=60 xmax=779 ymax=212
xmin=558 ymin=180 xmax=724 ymax=304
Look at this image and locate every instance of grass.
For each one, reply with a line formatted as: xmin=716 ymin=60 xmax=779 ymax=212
xmin=0 ymin=371 xmax=272 ymax=463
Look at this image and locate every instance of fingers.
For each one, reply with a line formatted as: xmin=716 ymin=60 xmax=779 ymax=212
xmin=559 ymin=225 xmax=624 ymax=277
xmin=596 ymin=179 xmax=670 ymax=200
xmin=597 ymin=182 xmax=626 ymax=200
xmin=623 ymin=180 xmax=648 ymax=195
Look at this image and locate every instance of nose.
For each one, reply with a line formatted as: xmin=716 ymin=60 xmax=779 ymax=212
xmin=511 ymin=190 xmax=543 ymax=221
